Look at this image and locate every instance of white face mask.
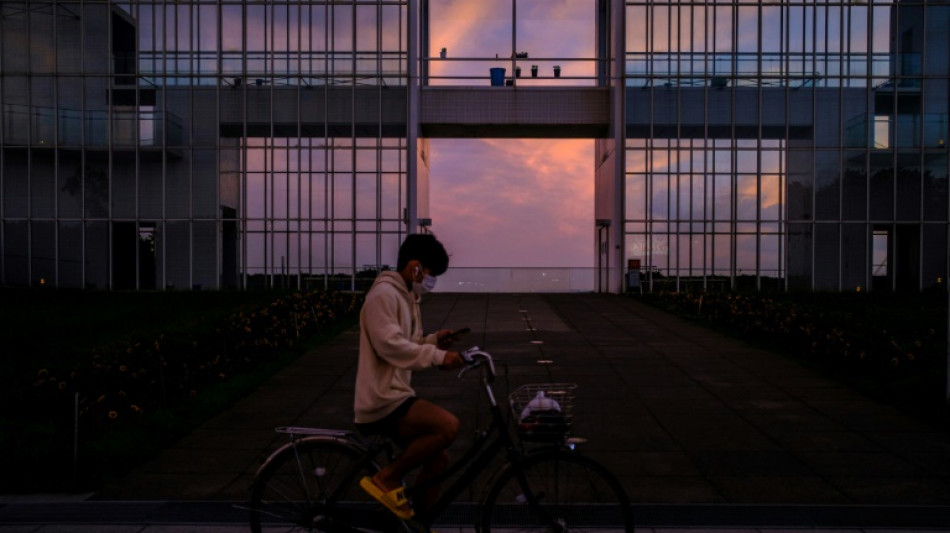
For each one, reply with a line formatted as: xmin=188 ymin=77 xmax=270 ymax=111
xmin=412 ymin=266 xmax=437 ymax=295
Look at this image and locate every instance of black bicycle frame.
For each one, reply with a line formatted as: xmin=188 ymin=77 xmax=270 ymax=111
xmin=405 ymin=376 xmax=526 ymax=527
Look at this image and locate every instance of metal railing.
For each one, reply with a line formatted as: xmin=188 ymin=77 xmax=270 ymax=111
xmin=424 ymin=56 xmax=602 ymax=86
xmin=845 ymin=112 xmax=949 ymax=149
xmin=1 ymin=104 xmax=183 ymax=147
xmin=130 ymin=51 xmax=408 ymax=87
xmin=435 ymin=267 xmax=596 ymax=293
xmin=625 ymin=51 xmax=902 ymax=89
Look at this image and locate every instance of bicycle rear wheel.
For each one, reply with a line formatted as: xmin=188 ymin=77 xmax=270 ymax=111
xmin=248 ymin=437 xmax=401 ymax=532
xmin=478 ymin=448 xmax=634 ymax=532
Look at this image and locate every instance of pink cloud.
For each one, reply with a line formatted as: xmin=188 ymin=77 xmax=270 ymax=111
xmin=429 ymin=139 xmax=594 ymax=267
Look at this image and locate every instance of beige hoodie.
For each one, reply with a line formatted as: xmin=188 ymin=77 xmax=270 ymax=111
xmin=354 ymin=271 xmax=447 ymax=424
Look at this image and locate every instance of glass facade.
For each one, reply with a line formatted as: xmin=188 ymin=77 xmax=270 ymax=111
xmin=1 ymin=1 xmax=410 ymax=290
xmin=1 ymin=1 xmax=948 ymax=292
xmin=624 ymin=0 xmax=949 ymax=292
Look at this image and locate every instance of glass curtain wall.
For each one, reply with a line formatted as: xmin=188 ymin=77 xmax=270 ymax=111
xmin=0 ymin=1 xmax=409 ymax=290
xmin=4 ymin=1 xmax=947 ymax=293
xmin=623 ymin=0 xmax=949 ymax=293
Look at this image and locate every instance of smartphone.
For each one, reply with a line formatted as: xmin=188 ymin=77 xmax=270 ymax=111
xmin=448 ymin=327 xmax=471 ymax=338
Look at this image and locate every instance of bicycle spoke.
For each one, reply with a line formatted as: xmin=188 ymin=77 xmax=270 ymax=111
xmin=249 ymin=438 xmax=398 ymax=533
xmin=480 ymin=450 xmax=634 ymax=532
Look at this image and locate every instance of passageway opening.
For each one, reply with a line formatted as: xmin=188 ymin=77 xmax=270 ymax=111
xmin=427 ymin=139 xmax=595 ymax=291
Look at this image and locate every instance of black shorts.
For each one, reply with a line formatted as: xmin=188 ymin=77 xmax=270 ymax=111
xmin=355 ymin=396 xmax=418 ymax=446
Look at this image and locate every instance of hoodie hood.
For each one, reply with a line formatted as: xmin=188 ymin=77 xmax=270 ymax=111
xmin=371 ymin=270 xmax=416 ymax=301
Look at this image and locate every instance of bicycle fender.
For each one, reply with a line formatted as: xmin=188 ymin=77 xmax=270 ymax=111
xmin=250 ymin=436 xmax=375 ymax=483
xmin=476 ymin=445 xmax=573 ymax=506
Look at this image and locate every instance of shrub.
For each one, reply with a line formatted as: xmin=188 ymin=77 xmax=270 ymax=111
xmin=4 ymin=289 xmax=362 ymax=492
xmin=640 ymin=291 xmax=947 ymax=424
xmin=30 ymin=290 xmax=361 ymax=429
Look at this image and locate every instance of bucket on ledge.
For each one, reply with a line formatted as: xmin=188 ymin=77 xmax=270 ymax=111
xmin=490 ymin=67 xmax=506 ymax=86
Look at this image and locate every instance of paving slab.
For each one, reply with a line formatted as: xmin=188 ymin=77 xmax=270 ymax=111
xmin=5 ymin=293 xmax=949 ymax=531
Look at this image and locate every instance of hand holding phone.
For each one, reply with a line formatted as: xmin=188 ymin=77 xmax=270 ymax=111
xmin=437 ymin=327 xmax=469 ymax=350
xmin=448 ymin=327 xmax=471 ymax=339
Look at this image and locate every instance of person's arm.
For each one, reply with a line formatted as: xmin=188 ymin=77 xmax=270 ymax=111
xmin=364 ymin=291 xmax=446 ymax=370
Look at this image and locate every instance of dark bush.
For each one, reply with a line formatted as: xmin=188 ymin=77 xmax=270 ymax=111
xmin=640 ymin=291 xmax=948 ymax=425
xmin=3 ymin=289 xmax=363 ymax=493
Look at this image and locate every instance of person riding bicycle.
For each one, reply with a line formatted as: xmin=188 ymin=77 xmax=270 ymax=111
xmin=354 ymin=233 xmax=465 ymax=519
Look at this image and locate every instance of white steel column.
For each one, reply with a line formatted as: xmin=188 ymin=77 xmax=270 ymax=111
xmin=406 ymin=0 xmax=421 ymax=233
xmin=611 ymin=0 xmax=626 ymax=293
xmin=603 ymin=0 xmax=626 ymax=293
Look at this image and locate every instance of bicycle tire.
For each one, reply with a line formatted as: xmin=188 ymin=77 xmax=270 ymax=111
xmin=248 ymin=436 xmax=401 ymax=533
xmin=477 ymin=448 xmax=634 ymax=532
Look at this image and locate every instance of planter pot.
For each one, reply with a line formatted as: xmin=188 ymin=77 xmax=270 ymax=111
xmin=531 ymin=66 xmax=538 ymax=78
xmin=553 ymin=67 xmax=561 ymax=78
xmin=439 ymin=50 xmax=446 ymax=59
xmin=490 ymin=67 xmax=506 ymax=86
xmin=515 ymin=67 xmax=522 ymax=78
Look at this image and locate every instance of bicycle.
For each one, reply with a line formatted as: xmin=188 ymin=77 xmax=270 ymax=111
xmin=246 ymin=347 xmax=634 ymax=532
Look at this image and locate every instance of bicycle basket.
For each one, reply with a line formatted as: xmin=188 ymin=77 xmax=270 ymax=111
xmin=509 ymin=383 xmax=576 ymax=442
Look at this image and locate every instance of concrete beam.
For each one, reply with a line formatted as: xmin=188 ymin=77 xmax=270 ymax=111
xmin=420 ymin=87 xmax=611 ymax=138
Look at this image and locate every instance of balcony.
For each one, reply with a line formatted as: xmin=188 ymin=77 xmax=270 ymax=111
xmin=133 ymin=51 xmax=407 ymax=88
xmin=845 ymin=112 xmax=948 ymax=149
xmin=625 ymin=51 xmax=893 ymax=89
xmin=1 ymin=104 xmax=182 ymax=150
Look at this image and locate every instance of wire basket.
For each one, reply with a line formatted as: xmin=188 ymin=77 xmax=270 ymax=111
xmin=509 ymin=383 xmax=576 ymax=442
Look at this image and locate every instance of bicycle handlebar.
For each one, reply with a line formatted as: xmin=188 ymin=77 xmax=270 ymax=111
xmin=457 ymin=346 xmax=495 ymax=381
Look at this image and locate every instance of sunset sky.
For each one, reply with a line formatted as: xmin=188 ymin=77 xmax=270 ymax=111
xmin=425 ymin=0 xmax=597 ymax=268
xmin=429 ymin=139 xmax=594 ymax=268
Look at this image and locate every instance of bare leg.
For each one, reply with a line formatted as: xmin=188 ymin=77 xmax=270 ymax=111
xmin=372 ymin=399 xmax=459 ymax=512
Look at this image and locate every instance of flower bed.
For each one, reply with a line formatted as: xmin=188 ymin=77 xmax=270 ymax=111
xmin=640 ymin=291 xmax=947 ymax=424
xmin=31 ymin=290 xmax=362 ymax=429
xmin=4 ymin=289 xmax=362 ymax=492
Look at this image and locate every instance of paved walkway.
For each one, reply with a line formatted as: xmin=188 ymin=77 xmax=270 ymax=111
xmin=2 ymin=293 xmax=949 ymax=531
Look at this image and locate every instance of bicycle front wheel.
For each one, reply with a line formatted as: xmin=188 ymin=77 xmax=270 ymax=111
xmin=478 ymin=448 xmax=634 ymax=532
xmin=248 ymin=437 xmax=400 ymax=533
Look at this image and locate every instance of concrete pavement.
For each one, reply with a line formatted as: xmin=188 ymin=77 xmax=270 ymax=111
xmin=2 ymin=293 xmax=949 ymax=531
